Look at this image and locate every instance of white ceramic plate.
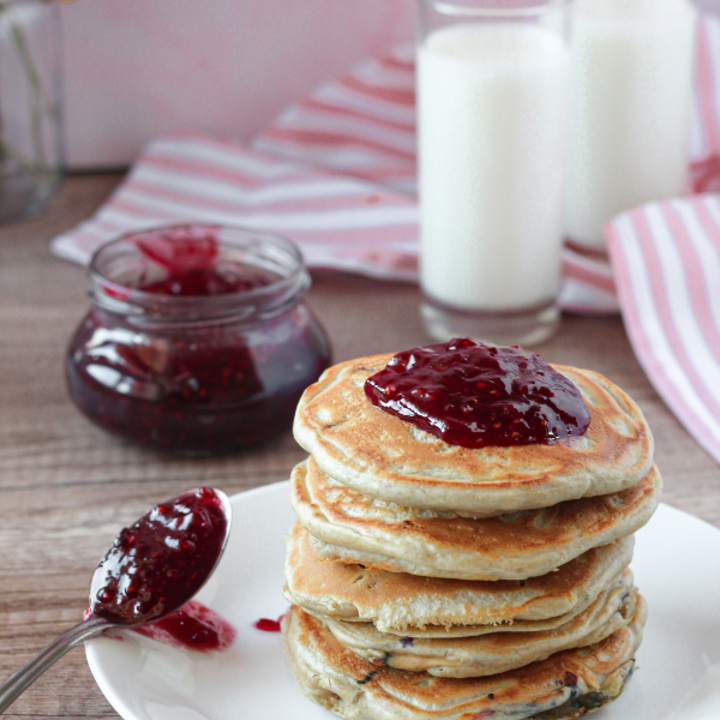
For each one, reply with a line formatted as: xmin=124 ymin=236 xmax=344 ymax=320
xmin=86 ymin=481 xmax=720 ymax=720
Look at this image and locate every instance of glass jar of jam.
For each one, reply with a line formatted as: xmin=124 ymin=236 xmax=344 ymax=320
xmin=66 ymin=224 xmax=331 ymax=453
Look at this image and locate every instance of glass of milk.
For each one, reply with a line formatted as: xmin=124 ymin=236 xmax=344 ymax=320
xmin=564 ymin=0 xmax=697 ymax=250
xmin=417 ymin=0 xmax=573 ymax=347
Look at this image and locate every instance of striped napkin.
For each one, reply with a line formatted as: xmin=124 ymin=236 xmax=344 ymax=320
xmin=601 ymin=18 xmax=720 ymax=465
xmin=607 ymin=195 xmax=720 ymax=465
xmin=49 ymin=17 xmax=720 ymax=462
xmin=51 ymin=137 xmax=420 ymax=281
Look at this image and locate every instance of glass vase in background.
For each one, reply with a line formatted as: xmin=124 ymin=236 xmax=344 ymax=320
xmin=0 ymin=0 xmax=63 ymax=223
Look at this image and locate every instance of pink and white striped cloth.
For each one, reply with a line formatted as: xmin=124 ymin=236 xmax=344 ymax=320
xmin=52 ymin=136 xmax=420 ymax=281
xmin=607 ymin=195 xmax=720 ymax=465
xmin=50 ymin=17 xmax=720 ymax=462
xmin=603 ymin=18 xmax=720 ymax=465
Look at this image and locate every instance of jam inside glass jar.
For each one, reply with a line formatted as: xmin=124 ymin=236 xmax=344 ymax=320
xmin=66 ymin=224 xmax=331 ymax=453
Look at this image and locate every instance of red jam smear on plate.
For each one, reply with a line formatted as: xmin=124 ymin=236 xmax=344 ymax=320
xmin=253 ymin=616 xmax=283 ymax=632
xmin=364 ymin=337 xmax=590 ymax=448
xmin=135 ymin=600 xmax=236 ymax=652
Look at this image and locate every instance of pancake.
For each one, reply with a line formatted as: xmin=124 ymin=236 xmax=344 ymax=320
xmin=292 ymin=457 xmax=661 ymax=580
xmin=283 ymin=522 xmax=634 ymax=635
xmin=282 ymin=598 xmax=647 ymax=720
xmin=293 ymin=354 xmax=654 ymax=517
xmin=322 ymin=572 xmax=636 ymax=678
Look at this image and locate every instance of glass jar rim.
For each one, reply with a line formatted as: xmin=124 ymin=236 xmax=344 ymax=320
xmin=421 ymin=0 xmax=574 ymax=17
xmin=87 ymin=223 xmax=311 ymax=324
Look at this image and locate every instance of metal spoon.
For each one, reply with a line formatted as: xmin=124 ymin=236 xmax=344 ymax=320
xmin=0 ymin=487 xmax=232 ymax=714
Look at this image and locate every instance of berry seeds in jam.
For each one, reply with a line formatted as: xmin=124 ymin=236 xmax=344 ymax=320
xmin=364 ymin=337 xmax=590 ymax=448
xmin=89 ymin=488 xmax=234 ymax=651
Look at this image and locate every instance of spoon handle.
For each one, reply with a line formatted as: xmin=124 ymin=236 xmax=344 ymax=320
xmin=0 ymin=614 xmax=111 ymax=714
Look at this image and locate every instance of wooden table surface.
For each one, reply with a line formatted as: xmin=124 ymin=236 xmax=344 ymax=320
xmin=0 ymin=174 xmax=718 ymax=719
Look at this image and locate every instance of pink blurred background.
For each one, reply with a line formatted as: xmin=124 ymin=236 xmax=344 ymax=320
xmin=60 ymin=0 xmax=415 ymax=169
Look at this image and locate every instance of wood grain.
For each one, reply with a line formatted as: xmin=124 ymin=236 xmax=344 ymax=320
xmin=0 ymin=174 xmax=718 ymax=718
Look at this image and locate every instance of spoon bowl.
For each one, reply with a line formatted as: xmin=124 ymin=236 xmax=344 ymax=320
xmin=89 ymin=487 xmax=232 ymax=626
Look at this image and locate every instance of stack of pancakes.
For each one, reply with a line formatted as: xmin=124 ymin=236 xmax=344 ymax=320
xmin=282 ymin=352 xmax=660 ymax=720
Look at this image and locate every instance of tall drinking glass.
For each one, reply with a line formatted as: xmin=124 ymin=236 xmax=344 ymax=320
xmin=417 ymin=0 xmax=574 ymax=346
xmin=564 ymin=0 xmax=697 ymax=250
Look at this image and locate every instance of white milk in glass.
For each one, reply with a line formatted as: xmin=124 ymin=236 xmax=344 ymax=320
xmin=418 ymin=23 xmax=570 ymax=313
xmin=565 ymin=0 xmax=697 ymax=249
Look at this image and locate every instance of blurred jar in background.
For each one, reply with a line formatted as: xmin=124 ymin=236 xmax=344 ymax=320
xmin=66 ymin=225 xmax=332 ymax=454
xmin=564 ymin=0 xmax=697 ymax=251
xmin=0 ymin=0 xmax=63 ymax=222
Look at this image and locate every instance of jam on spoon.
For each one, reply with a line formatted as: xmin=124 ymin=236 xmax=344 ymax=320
xmin=90 ymin=487 xmax=229 ymax=625
xmin=365 ymin=337 xmax=590 ymax=448
xmin=0 ymin=487 xmax=233 ymax=713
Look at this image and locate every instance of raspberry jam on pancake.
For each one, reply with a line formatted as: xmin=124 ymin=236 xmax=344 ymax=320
xmin=364 ymin=338 xmax=590 ymax=448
